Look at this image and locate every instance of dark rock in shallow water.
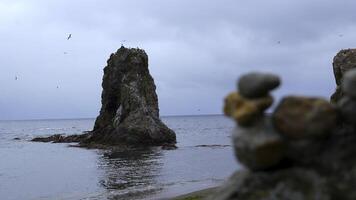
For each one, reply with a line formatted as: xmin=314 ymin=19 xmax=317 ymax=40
xmin=238 ymin=72 xmax=280 ymax=99
xmin=272 ymin=96 xmax=337 ymax=139
xmin=161 ymin=143 xmax=178 ymax=150
xmin=331 ymin=49 xmax=356 ymax=103
xmin=32 ymin=134 xmax=91 ymax=143
xmin=32 ymin=47 xmax=176 ymax=147
xmin=86 ymin=47 xmax=176 ymax=146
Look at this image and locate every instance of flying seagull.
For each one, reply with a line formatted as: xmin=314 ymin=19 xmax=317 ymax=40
xmin=67 ymin=34 xmax=72 ymax=40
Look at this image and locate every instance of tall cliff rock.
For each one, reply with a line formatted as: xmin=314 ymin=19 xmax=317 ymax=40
xmin=86 ymin=47 xmax=176 ymax=145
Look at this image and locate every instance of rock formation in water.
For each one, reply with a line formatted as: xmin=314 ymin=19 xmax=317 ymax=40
xmin=209 ymin=49 xmax=356 ymax=200
xmin=32 ymin=46 xmax=176 ymax=147
xmin=85 ymin=46 xmax=176 ymax=146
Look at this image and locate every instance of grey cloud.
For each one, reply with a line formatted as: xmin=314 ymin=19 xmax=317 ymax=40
xmin=0 ymin=0 xmax=355 ymax=120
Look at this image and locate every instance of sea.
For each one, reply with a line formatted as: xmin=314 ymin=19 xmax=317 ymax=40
xmin=0 ymin=115 xmax=240 ymax=200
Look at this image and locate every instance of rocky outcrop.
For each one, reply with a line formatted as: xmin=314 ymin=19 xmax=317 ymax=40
xmin=32 ymin=47 xmax=176 ymax=147
xmin=331 ymin=49 xmax=356 ymax=103
xmin=209 ymin=50 xmax=356 ymax=200
xmin=84 ymin=47 xmax=176 ymax=146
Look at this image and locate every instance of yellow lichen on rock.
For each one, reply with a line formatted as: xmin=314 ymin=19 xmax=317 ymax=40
xmin=224 ymin=92 xmax=273 ymax=126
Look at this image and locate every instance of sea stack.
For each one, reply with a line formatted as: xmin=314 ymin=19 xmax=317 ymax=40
xmin=85 ymin=46 xmax=176 ymax=146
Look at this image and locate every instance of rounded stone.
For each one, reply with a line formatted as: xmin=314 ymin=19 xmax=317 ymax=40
xmin=224 ymin=92 xmax=273 ymax=126
xmin=341 ymin=69 xmax=356 ymax=99
xmin=233 ymin=117 xmax=286 ymax=171
xmin=238 ymin=72 xmax=281 ymax=99
xmin=272 ymin=96 xmax=338 ymax=139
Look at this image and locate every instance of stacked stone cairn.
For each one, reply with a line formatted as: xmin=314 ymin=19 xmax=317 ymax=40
xmin=209 ymin=49 xmax=356 ymax=200
xmin=224 ymin=72 xmax=284 ymax=170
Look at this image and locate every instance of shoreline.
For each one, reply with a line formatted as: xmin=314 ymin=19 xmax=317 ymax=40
xmin=168 ymin=186 xmax=219 ymax=200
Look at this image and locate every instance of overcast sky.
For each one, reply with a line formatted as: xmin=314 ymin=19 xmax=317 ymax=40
xmin=1 ymin=0 xmax=356 ymax=120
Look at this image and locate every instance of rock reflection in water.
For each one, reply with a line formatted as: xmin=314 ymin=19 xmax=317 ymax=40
xmin=97 ymin=147 xmax=164 ymax=199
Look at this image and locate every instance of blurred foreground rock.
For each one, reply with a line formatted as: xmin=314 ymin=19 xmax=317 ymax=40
xmin=210 ymin=49 xmax=356 ymax=200
xmin=273 ymin=96 xmax=337 ymax=139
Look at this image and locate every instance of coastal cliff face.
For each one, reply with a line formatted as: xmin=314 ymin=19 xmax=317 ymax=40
xmin=209 ymin=49 xmax=356 ymax=200
xmin=87 ymin=47 xmax=176 ymax=145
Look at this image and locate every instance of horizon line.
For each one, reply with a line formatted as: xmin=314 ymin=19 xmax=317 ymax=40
xmin=0 ymin=113 xmax=224 ymax=122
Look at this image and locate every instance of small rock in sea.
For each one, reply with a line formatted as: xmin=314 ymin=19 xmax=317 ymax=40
xmin=273 ymin=96 xmax=338 ymax=139
xmin=341 ymin=68 xmax=356 ymax=99
xmin=32 ymin=134 xmax=63 ymax=142
xmin=233 ymin=117 xmax=285 ymax=171
xmin=161 ymin=143 xmax=178 ymax=150
xmin=337 ymin=96 xmax=356 ymax=125
xmin=238 ymin=72 xmax=280 ymax=99
xmin=224 ymin=92 xmax=273 ymax=126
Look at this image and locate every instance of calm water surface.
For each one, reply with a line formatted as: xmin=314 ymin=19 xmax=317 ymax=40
xmin=0 ymin=115 xmax=239 ymax=200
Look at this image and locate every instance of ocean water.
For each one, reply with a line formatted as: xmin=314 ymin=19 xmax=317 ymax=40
xmin=0 ymin=115 xmax=240 ymax=200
